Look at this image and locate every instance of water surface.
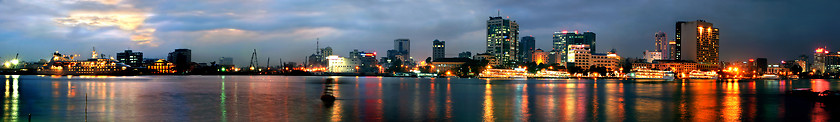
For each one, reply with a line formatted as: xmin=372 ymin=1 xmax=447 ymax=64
xmin=2 ymin=75 xmax=839 ymax=121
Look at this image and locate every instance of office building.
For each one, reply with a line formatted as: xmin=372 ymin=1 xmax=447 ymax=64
xmin=433 ymin=39 xmax=445 ymax=60
xmin=219 ymin=57 xmax=233 ymax=66
xmin=394 ymin=39 xmax=410 ymax=58
xmin=644 ymin=51 xmax=663 ymax=63
xmin=532 ymin=49 xmax=548 ymax=65
xmin=486 ymin=16 xmax=519 ymax=66
xmin=116 ymin=50 xmax=143 ymax=67
xmin=565 ymin=44 xmax=619 ymax=70
xmin=326 ymin=55 xmax=359 ymax=73
xmin=655 ymin=32 xmax=669 ymax=60
xmin=167 ymin=49 xmax=192 ymax=73
xmin=675 ymin=20 xmax=719 ymax=64
xmin=519 ymin=36 xmax=535 ymax=62
xmin=431 ymin=58 xmax=471 ymax=74
xmin=553 ymin=31 xmax=596 ymax=65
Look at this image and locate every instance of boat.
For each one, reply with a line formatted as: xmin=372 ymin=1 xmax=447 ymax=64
xmin=759 ymin=74 xmax=780 ymax=79
xmin=688 ymin=70 xmax=718 ymax=79
xmin=626 ymin=69 xmax=675 ymax=80
xmin=530 ymin=70 xmax=570 ymax=78
xmin=479 ymin=69 xmax=528 ymax=78
xmin=36 ymin=50 xmax=133 ymax=75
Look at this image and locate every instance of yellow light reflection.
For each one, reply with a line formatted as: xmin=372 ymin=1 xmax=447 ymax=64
xmin=722 ymin=82 xmax=741 ymax=121
xmin=483 ymin=83 xmax=495 ymax=121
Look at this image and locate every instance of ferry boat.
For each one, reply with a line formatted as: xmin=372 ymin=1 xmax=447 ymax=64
xmin=36 ymin=50 xmax=133 ymax=75
xmin=688 ymin=70 xmax=719 ymax=79
xmin=626 ymin=69 xmax=675 ymax=80
xmin=479 ymin=68 xmax=528 ymax=78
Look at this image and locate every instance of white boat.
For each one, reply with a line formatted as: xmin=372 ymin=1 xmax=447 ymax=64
xmin=627 ymin=69 xmax=675 ymax=80
xmin=36 ymin=51 xmax=132 ymax=75
xmin=760 ymin=74 xmax=780 ymax=79
xmin=688 ymin=70 xmax=718 ymax=79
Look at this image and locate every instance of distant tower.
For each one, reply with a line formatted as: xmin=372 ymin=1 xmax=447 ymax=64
xmin=432 ymin=39 xmax=445 ymax=61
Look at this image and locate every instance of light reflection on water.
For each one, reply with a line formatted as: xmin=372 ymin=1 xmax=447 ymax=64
xmin=0 ymin=75 xmax=839 ymax=121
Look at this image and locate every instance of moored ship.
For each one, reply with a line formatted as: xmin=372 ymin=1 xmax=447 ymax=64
xmin=36 ymin=50 xmax=133 ymax=75
xmin=626 ymin=69 xmax=675 ymax=80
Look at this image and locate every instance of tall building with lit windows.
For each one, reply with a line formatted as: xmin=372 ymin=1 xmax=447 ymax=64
xmin=433 ymin=39 xmax=445 ymax=60
xmin=486 ymin=16 xmax=519 ymax=66
xmin=675 ymin=20 xmax=719 ymax=64
xmin=655 ymin=32 xmax=669 ymax=60
xmin=553 ymin=31 xmax=596 ymax=66
xmin=116 ymin=50 xmax=143 ymax=67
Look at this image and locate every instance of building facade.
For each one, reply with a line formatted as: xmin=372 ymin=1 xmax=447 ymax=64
xmin=486 ymin=16 xmax=519 ymax=66
xmin=532 ymin=49 xmax=548 ymax=65
xmin=219 ymin=57 xmax=233 ymax=66
xmin=519 ymin=36 xmax=535 ymax=63
xmin=644 ymin=51 xmax=663 ymax=63
xmin=167 ymin=49 xmax=192 ymax=73
xmin=458 ymin=52 xmax=472 ymax=59
xmin=394 ymin=39 xmax=410 ymax=59
xmin=675 ymin=20 xmax=719 ymax=64
xmin=116 ymin=50 xmax=143 ymax=67
xmin=553 ymin=31 xmax=596 ymax=66
xmin=433 ymin=39 xmax=445 ymax=60
xmin=655 ymin=32 xmax=669 ymax=60
xmin=326 ymin=55 xmax=359 ymax=73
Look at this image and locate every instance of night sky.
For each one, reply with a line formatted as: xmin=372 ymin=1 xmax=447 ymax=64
xmin=1 ymin=0 xmax=838 ymax=66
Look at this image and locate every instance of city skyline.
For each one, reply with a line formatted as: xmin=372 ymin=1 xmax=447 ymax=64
xmin=1 ymin=0 xmax=839 ymax=66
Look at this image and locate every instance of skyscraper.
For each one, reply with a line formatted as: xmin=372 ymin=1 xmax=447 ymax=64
xmin=553 ymin=31 xmax=596 ymax=65
xmin=394 ymin=39 xmax=410 ymax=58
xmin=486 ymin=16 xmax=519 ymax=66
xmin=675 ymin=20 xmax=719 ymax=64
xmin=167 ymin=49 xmax=192 ymax=73
xmin=519 ymin=36 xmax=535 ymax=63
xmin=655 ymin=32 xmax=669 ymax=60
xmin=433 ymin=39 xmax=445 ymax=61
xmin=116 ymin=50 xmax=143 ymax=67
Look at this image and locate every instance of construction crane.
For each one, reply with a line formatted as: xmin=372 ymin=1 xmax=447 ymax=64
xmin=249 ymin=49 xmax=258 ymax=71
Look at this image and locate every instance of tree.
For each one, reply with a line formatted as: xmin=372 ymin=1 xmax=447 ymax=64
xmin=790 ymin=65 xmax=802 ymax=75
xmin=386 ymin=60 xmax=407 ymax=73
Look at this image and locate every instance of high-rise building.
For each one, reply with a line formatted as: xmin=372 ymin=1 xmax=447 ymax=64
xmin=675 ymin=20 xmax=719 ymax=64
xmin=116 ymin=50 xmax=143 ymax=67
xmin=655 ymin=32 xmax=669 ymax=60
xmin=813 ymin=47 xmax=828 ymax=74
xmin=553 ymin=31 xmax=596 ymax=65
xmin=756 ymin=58 xmax=768 ymax=74
xmin=458 ymin=52 xmax=472 ymax=59
xmin=486 ymin=16 xmax=519 ymax=66
xmin=167 ymin=49 xmax=192 ymax=73
xmin=519 ymin=36 xmax=535 ymax=63
xmin=668 ymin=40 xmax=677 ymax=60
xmin=433 ymin=39 xmax=445 ymax=60
xmin=219 ymin=57 xmax=233 ymax=66
xmin=394 ymin=39 xmax=410 ymax=58
xmin=320 ymin=47 xmax=333 ymax=58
